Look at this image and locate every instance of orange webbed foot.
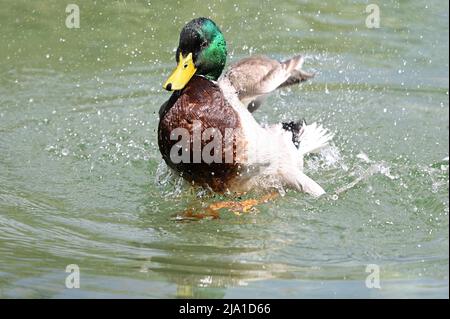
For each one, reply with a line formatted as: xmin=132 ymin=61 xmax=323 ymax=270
xmin=173 ymin=192 xmax=279 ymax=221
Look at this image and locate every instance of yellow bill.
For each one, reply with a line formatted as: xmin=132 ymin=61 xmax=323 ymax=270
xmin=163 ymin=52 xmax=197 ymax=91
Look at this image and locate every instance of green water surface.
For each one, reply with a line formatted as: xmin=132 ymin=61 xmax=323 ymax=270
xmin=0 ymin=0 xmax=448 ymax=298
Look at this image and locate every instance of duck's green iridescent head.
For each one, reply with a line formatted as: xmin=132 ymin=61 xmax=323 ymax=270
xmin=164 ymin=18 xmax=227 ymax=91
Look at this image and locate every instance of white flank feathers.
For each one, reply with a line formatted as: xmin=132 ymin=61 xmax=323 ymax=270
xmin=218 ymin=76 xmax=333 ymax=198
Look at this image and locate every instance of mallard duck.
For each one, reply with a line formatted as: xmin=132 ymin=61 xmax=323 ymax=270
xmin=158 ymin=17 xmax=332 ymax=197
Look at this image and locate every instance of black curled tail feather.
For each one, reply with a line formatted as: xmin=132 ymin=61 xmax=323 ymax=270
xmin=282 ymin=120 xmax=307 ymax=149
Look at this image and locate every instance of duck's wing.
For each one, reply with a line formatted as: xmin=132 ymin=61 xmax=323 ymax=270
xmin=222 ymin=55 xmax=314 ymax=112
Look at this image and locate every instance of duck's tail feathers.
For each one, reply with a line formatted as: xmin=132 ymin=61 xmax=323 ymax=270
xmin=279 ymin=55 xmax=315 ymax=88
xmin=298 ymin=122 xmax=333 ymax=156
xmin=283 ymin=169 xmax=326 ymax=197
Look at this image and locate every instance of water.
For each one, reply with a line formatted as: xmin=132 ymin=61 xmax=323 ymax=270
xmin=0 ymin=0 xmax=448 ymax=298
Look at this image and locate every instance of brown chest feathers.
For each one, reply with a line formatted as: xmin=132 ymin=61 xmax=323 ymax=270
xmin=158 ymin=76 xmax=242 ymax=192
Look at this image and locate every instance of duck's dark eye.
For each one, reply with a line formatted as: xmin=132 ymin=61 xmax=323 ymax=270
xmin=183 ymin=63 xmax=188 ymax=69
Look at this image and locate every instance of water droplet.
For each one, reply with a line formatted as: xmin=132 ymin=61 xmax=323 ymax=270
xmin=61 ymin=148 xmax=69 ymax=156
